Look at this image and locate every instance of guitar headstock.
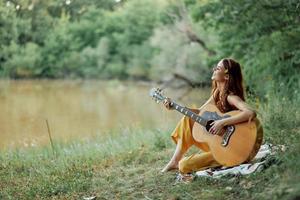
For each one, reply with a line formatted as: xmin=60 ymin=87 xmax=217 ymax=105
xmin=149 ymin=87 xmax=166 ymax=103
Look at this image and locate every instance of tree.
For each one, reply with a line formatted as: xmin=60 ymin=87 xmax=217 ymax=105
xmin=191 ymin=0 xmax=300 ymax=96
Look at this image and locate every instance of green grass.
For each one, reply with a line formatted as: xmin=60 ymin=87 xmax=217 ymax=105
xmin=0 ymin=93 xmax=299 ymax=200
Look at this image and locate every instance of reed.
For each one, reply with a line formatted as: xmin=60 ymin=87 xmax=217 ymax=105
xmin=46 ymin=119 xmax=56 ymax=157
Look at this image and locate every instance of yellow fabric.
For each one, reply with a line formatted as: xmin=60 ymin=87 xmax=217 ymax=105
xmin=171 ymin=114 xmax=222 ymax=174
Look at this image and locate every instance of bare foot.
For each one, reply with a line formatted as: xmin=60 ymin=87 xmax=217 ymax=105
xmin=160 ymin=161 xmax=178 ymax=173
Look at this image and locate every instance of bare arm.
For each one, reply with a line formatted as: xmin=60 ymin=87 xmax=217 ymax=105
xmin=222 ymin=95 xmax=257 ymax=126
xmin=209 ymin=94 xmax=257 ymax=134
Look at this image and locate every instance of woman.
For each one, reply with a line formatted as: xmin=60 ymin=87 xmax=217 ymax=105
xmin=161 ymin=58 xmax=257 ymax=174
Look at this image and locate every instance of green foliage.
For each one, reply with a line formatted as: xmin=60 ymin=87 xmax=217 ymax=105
xmin=191 ymin=0 xmax=300 ymax=96
xmin=2 ymin=42 xmax=42 ymax=78
xmin=260 ymin=87 xmax=300 ymax=145
xmin=149 ymin=25 xmax=213 ymax=82
xmin=153 ymin=130 xmax=167 ymax=150
xmin=1 ymin=0 xmax=299 ymax=97
xmin=0 ymin=0 xmax=166 ymax=79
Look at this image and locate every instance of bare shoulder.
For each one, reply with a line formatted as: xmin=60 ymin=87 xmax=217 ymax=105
xmin=227 ymin=94 xmax=243 ymax=105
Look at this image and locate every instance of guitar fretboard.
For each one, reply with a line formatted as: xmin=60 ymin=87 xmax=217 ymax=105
xmin=169 ymin=101 xmax=208 ymax=127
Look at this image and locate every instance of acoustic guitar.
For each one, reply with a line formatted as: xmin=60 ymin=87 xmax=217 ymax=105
xmin=149 ymin=88 xmax=263 ymax=167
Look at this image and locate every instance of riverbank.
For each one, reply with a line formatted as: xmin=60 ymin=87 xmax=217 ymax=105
xmin=0 ymin=94 xmax=299 ymax=199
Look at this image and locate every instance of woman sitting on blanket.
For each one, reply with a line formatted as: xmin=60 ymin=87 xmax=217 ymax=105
xmin=161 ymin=58 xmax=257 ymax=174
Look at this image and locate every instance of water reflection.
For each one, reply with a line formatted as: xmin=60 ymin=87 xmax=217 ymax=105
xmin=0 ymin=80 xmax=210 ymax=150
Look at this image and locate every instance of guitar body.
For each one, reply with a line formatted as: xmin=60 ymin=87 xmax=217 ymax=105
xmin=192 ymin=103 xmax=263 ymax=167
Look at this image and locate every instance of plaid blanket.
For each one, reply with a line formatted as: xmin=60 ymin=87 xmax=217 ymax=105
xmin=175 ymin=142 xmax=285 ymax=183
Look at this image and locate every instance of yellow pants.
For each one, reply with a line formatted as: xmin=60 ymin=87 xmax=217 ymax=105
xmin=171 ymin=114 xmax=222 ymax=174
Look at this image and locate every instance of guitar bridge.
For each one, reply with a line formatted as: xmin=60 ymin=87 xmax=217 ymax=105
xmin=221 ymin=125 xmax=235 ymax=147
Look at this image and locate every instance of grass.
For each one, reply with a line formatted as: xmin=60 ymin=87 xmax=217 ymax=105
xmin=0 ymin=92 xmax=299 ymax=200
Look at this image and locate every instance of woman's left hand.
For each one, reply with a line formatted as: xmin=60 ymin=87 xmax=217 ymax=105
xmin=209 ymin=119 xmax=226 ymax=135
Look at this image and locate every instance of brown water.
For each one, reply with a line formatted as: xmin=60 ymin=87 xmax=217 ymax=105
xmin=0 ymin=80 xmax=210 ymax=150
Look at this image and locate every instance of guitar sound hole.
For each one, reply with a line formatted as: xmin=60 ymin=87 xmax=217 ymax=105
xmin=206 ymin=120 xmax=214 ymax=133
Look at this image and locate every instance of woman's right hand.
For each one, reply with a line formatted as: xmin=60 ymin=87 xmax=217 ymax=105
xmin=163 ymin=97 xmax=174 ymax=110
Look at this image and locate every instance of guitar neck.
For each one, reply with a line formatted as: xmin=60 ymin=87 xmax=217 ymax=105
xmin=169 ymin=101 xmax=208 ymax=127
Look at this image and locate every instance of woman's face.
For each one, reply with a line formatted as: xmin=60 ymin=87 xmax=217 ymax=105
xmin=211 ymin=60 xmax=228 ymax=82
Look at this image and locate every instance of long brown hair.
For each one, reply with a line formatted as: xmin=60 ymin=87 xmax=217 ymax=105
xmin=211 ymin=58 xmax=245 ymax=113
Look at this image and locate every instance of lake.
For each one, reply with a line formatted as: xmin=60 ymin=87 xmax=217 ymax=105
xmin=0 ymin=80 xmax=210 ymax=150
